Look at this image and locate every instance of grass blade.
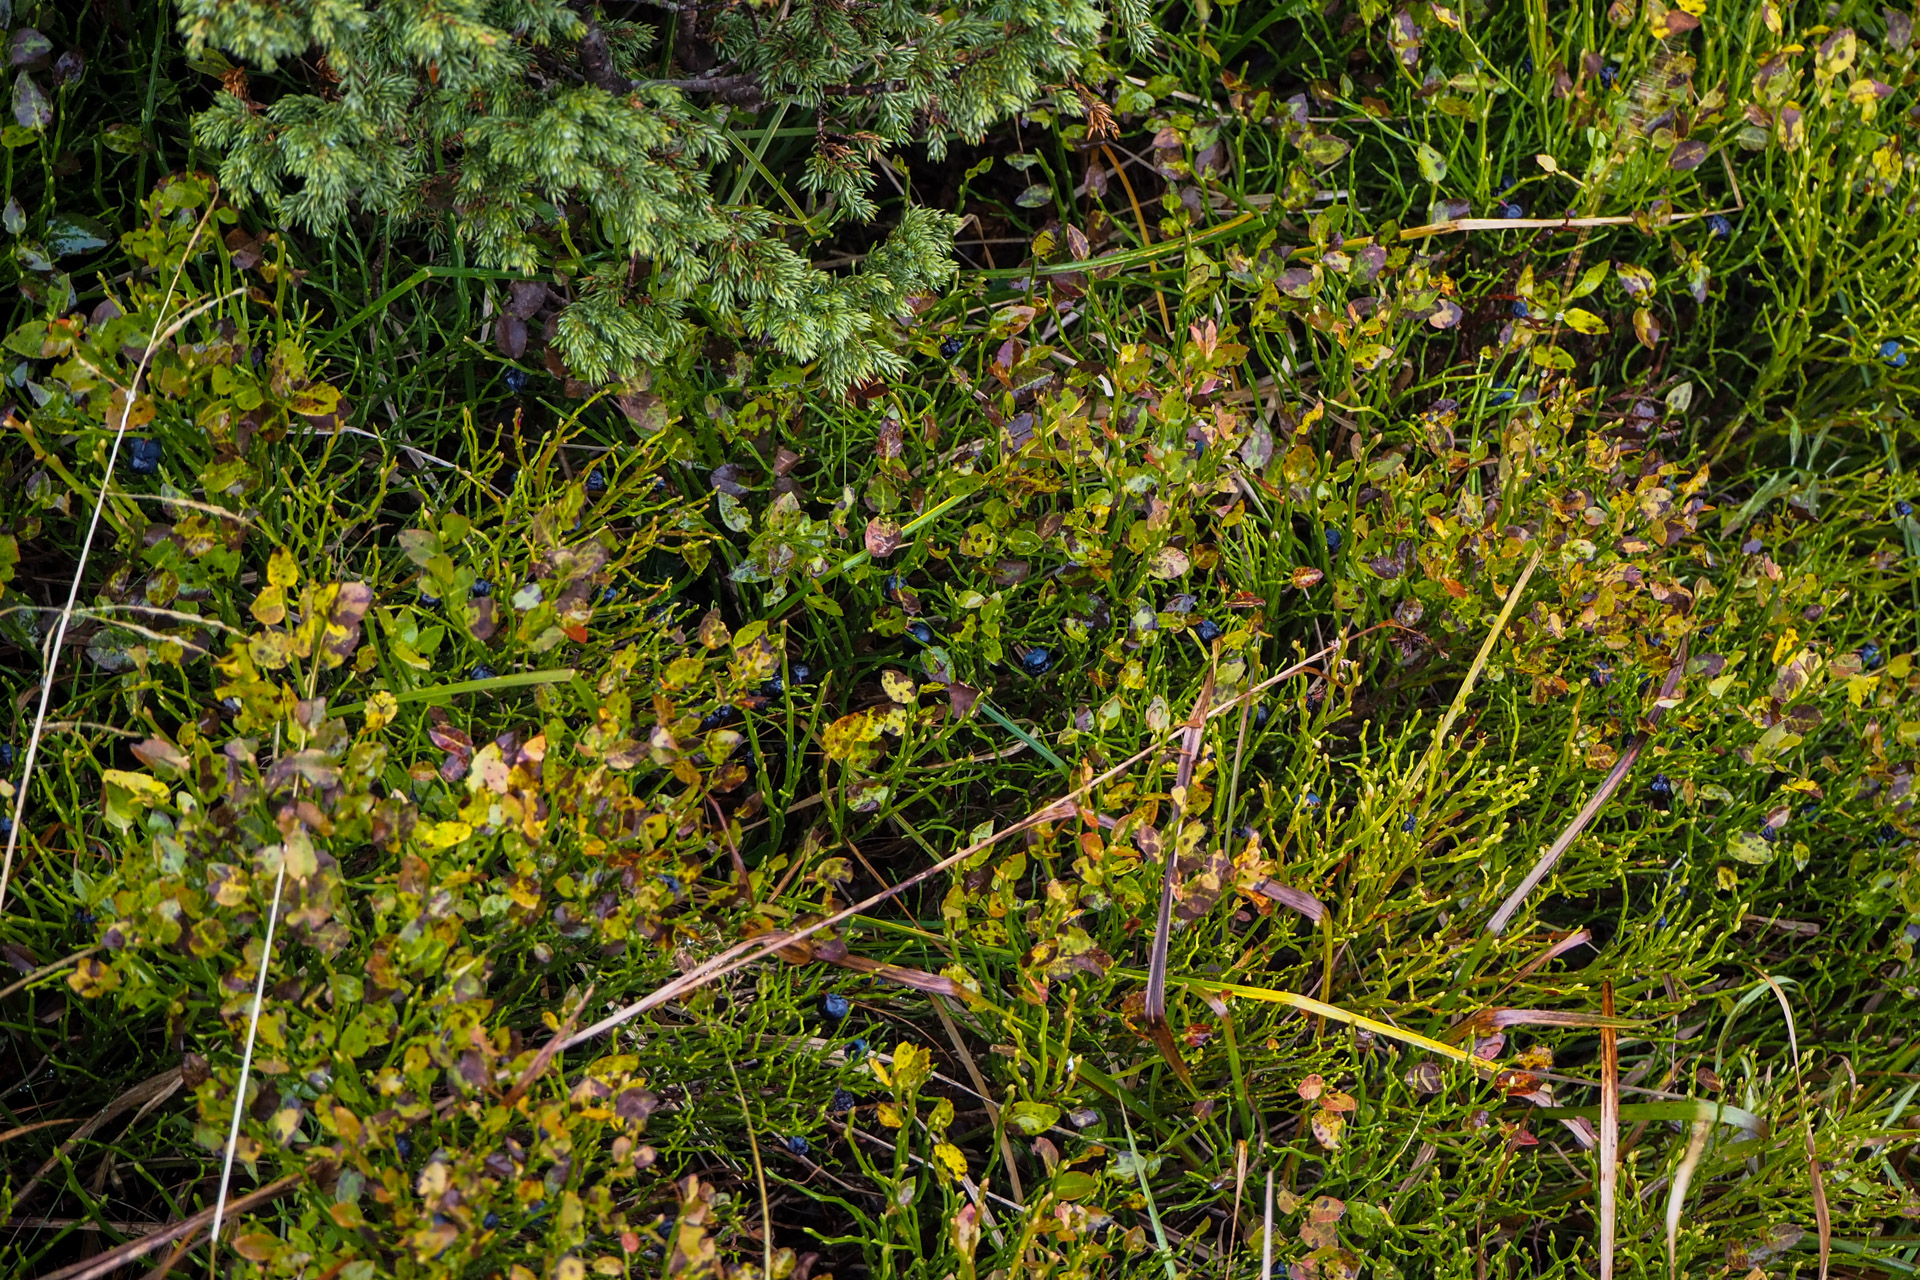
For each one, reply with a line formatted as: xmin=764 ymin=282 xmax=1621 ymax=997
xmin=1405 ymin=549 xmax=1541 ymax=816
xmin=1143 ymin=669 xmax=1215 ymax=1085
xmin=1486 ymin=639 xmax=1688 ymax=935
xmin=1598 ymin=980 xmax=1619 ymax=1280
xmin=1667 ymin=1120 xmax=1712 ymax=1277
xmin=1761 ymin=974 xmax=1831 ymax=1280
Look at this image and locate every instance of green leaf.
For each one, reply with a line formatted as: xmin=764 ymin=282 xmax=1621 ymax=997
xmin=1415 ymin=143 xmax=1448 ymax=183
xmin=1053 ymin=1171 xmax=1101 ymax=1200
xmin=1569 ymin=262 xmax=1611 ymax=298
xmin=45 ymin=214 xmax=111 ymax=258
xmin=1006 ymin=1101 xmax=1061 ymax=1134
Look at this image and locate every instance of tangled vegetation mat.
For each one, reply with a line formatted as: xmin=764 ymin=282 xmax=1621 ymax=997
xmin=3 ymin=1 xmax=1920 ymax=1279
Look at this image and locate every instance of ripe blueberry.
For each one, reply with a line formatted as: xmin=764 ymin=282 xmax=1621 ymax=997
xmin=126 ymin=437 xmax=163 ymax=476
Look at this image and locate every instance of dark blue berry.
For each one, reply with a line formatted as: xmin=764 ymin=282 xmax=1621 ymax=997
xmin=504 ymin=369 xmax=529 ymax=394
xmin=469 ymin=665 xmax=497 ymax=682
xmin=75 ymin=907 xmax=94 ymax=925
xmin=846 ymin=1038 xmax=869 ymax=1059
xmin=782 ymin=1135 xmax=809 ymax=1157
xmin=1020 ymin=647 xmax=1053 ymax=676
xmin=940 ymin=336 xmax=965 ymax=360
xmin=1195 ymin=618 xmax=1223 ymax=645
xmin=1860 ymin=642 xmax=1886 ymax=671
xmin=1882 ymin=340 xmax=1908 ymax=368
xmin=1599 ymin=63 xmax=1619 ymax=88
xmin=395 ymin=1136 xmax=412 ymax=1159
xmin=1707 ymin=214 xmax=1732 ymax=239
xmin=790 ymin=662 xmax=812 ymax=685
xmin=821 ymin=992 xmax=851 ymax=1021
xmin=1490 ymin=385 xmax=1516 ymax=406
xmin=0 ymin=743 xmax=12 ymax=769
xmin=1301 ymin=790 xmax=1322 ymax=809
xmin=600 ymin=586 xmax=620 ymax=605
xmin=762 ymin=673 xmax=785 ymax=696
xmin=0 ymin=816 xmax=11 ymax=837
xmin=483 ymin=1213 xmax=500 ymax=1229
xmin=700 ymin=705 xmax=741 ymax=732
xmin=1758 ymin=825 xmax=1781 ymax=843
xmin=1401 ymin=815 xmax=1417 ymax=834
xmin=126 ymin=437 xmax=163 ymax=476
xmin=419 ymin=591 xmax=441 ymax=608
xmin=1591 ymin=663 xmax=1613 ymax=687
xmin=1252 ymin=705 xmax=1270 ymax=730
xmin=883 ymin=574 xmax=906 ymax=602
xmin=527 ymin=1200 xmax=546 ymax=1217
xmin=470 ymin=578 xmax=493 ymax=598
xmin=1325 ymin=527 xmax=1343 ymax=553
xmin=907 ymin=622 xmax=935 ymax=646
xmin=830 ymin=1088 xmax=858 ymax=1114
xmin=1648 ymin=773 xmax=1673 ymax=812
xmin=658 ymin=873 xmax=685 ymax=897
xmin=1499 ymin=201 xmax=1525 ymax=219
xmin=1520 ymin=54 xmax=1535 ymax=76
xmin=585 ymin=469 xmax=606 ymax=494
xmin=1511 ymin=301 xmax=1529 ymax=319
xmin=1897 ymin=500 xmax=1914 ymax=517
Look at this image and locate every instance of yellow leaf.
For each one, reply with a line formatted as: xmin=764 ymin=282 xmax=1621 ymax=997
xmin=250 ymin=583 xmax=286 ymax=626
xmin=102 ymin=769 xmax=170 ymax=804
xmin=365 ymin=690 xmax=399 ymax=731
xmin=67 ymin=956 xmax=120 ymax=998
xmin=881 ymin=669 xmax=917 ymax=704
xmin=934 ymin=1142 xmax=968 ymax=1176
xmin=1562 ymin=307 xmax=1608 ymax=335
xmin=421 ymin=820 xmax=473 ymax=849
xmin=877 ymin=1102 xmax=904 ymax=1128
xmin=267 ymin=546 xmax=299 ymax=588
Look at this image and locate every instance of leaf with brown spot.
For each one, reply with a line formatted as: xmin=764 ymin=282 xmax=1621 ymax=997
xmin=865 ymin=518 xmax=904 ymax=558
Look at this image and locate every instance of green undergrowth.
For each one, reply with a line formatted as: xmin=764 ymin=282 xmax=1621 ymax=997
xmin=2 ymin=3 xmax=1920 ymax=1280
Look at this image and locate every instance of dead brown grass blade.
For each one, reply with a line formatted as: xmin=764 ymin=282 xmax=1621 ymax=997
xmin=932 ymin=997 xmax=1025 ymax=1205
xmin=1486 ymin=639 xmax=1688 ymax=935
xmin=1253 ymin=879 xmax=1326 ymax=924
xmin=32 ymin=1166 xmax=315 ymax=1280
xmin=14 ymin=1067 xmax=183 ymax=1208
xmin=1598 ymin=981 xmax=1620 ymax=1280
xmin=0 ymin=1117 xmax=78 ymax=1146
xmin=557 ymin=633 xmax=1378 ymax=1055
xmin=502 ymin=982 xmax=596 ymax=1106
xmin=1143 ymin=667 xmax=1215 ymax=1086
xmin=1444 ymin=1006 xmax=1640 ymax=1041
